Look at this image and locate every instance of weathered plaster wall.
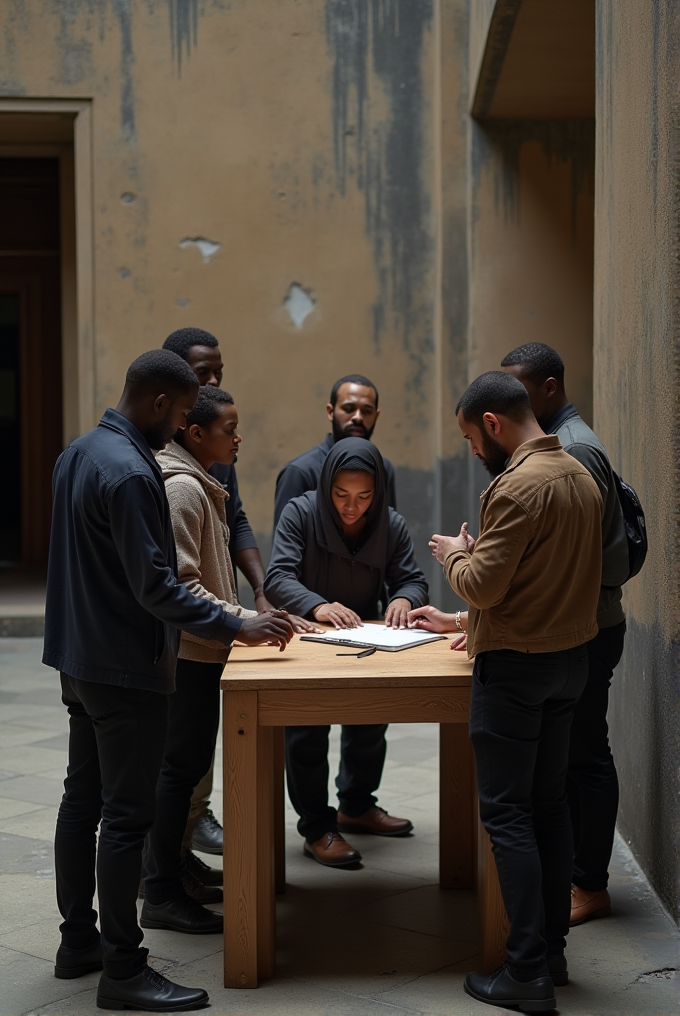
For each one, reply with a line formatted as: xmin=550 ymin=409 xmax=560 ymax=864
xmin=0 ymin=0 xmax=472 ymax=592
xmin=594 ymin=0 xmax=680 ymax=920
xmin=468 ymin=119 xmax=595 ymax=422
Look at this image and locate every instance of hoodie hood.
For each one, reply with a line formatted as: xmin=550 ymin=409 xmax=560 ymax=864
xmin=156 ymin=440 xmax=230 ymax=508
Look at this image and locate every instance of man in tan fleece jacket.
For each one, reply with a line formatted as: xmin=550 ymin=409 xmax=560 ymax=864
xmin=409 ymin=371 xmax=602 ymax=1013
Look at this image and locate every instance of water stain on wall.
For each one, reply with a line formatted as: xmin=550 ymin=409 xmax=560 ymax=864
xmin=325 ymin=0 xmax=433 ymax=367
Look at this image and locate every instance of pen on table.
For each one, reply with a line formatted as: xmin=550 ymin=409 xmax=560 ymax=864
xmin=336 ymin=647 xmax=377 ymax=658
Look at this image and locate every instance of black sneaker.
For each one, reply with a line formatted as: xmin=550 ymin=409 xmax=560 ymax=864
xmin=191 ymin=810 xmax=223 ymax=855
xmin=140 ymin=895 xmax=223 ymax=935
xmin=464 ymin=964 xmax=556 ymax=1013
xmin=97 ymin=964 xmax=208 ymax=1011
xmin=55 ymin=939 xmax=103 ymax=979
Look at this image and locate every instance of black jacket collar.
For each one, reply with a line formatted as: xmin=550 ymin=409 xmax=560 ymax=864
xmin=98 ymin=408 xmax=162 ymax=478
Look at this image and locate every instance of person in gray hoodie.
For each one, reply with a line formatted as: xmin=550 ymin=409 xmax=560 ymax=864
xmin=265 ymin=437 xmax=429 ymax=869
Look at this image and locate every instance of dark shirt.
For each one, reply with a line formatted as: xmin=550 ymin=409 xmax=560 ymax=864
xmin=265 ymin=492 xmax=428 ymax=619
xmin=208 ymin=460 xmax=258 ymax=560
xmin=273 ymin=434 xmax=397 ymax=528
xmin=543 ymin=403 xmax=627 ymax=628
xmin=42 ymin=409 xmax=243 ymax=693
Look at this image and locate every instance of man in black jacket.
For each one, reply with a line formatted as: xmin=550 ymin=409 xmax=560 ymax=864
xmin=44 ymin=350 xmax=292 ymax=1012
xmin=501 ymin=343 xmax=628 ymax=930
xmin=162 ymin=326 xmax=275 ymax=858
xmin=273 ymin=374 xmax=397 ymax=527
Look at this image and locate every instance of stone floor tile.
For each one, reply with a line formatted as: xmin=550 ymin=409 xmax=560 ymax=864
xmin=0 ymin=726 xmax=63 ymax=749
xmin=0 ymin=747 xmax=65 ymax=776
xmin=0 ymin=805 xmax=57 ymax=842
xmin=0 ymin=797 xmax=45 ymax=821
xmin=0 ymin=874 xmax=60 ymax=935
xmin=0 ymin=832 xmax=54 ymax=876
xmin=0 ymin=776 xmax=64 ymax=807
xmin=0 ymin=945 xmax=65 ymax=1016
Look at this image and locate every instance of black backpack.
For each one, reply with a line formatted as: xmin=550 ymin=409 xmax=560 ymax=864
xmin=612 ymin=472 xmax=647 ymax=582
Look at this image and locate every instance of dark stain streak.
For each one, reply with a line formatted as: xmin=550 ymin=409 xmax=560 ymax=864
xmin=473 ymin=119 xmax=595 ymax=238
xmin=325 ymin=0 xmax=433 ymax=372
xmin=167 ymin=0 xmax=199 ymax=76
xmin=113 ymin=0 xmax=135 ymax=141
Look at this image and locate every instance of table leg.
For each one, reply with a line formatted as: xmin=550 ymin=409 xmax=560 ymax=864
xmin=257 ymin=725 xmax=276 ymax=978
xmin=477 ymin=818 xmax=509 ymax=972
xmin=224 ymin=689 xmax=259 ymax=988
xmin=439 ymin=723 xmax=474 ymax=888
xmin=273 ymin=726 xmax=286 ymax=893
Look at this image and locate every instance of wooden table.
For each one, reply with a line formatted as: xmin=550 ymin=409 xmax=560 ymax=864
xmin=221 ymin=633 xmax=507 ymax=988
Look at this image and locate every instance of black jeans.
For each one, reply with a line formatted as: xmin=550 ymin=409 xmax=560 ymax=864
xmin=567 ymin=620 xmax=626 ymax=892
xmin=470 ymin=645 xmax=588 ymax=980
xmin=55 ymin=674 xmax=168 ymax=980
xmin=285 ymin=724 xmax=388 ymax=842
xmin=144 ymin=658 xmax=223 ymax=904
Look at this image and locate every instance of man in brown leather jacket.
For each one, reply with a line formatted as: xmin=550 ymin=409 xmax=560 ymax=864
xmin=410 ymin=371 xmax=602 ymax=1013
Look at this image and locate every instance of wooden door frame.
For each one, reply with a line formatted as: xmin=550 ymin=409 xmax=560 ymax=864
xmin=0 ymin=99 xmax=95 ymax=442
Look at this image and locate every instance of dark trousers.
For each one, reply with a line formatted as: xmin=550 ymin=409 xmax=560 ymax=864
xmin=285 ymin=724 xmax=388 ymax=842
xmin=470 ymin=645 xmax=588 ymax=979
xmin=55 ymin=674 xmax=168 ymax=980
xmin=144 ymin=658 xmax=223 ymax=904
xmin=567 ymin=620 xmax=626 ymax=892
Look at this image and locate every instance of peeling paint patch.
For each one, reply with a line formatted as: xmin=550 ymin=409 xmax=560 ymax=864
xmin=284 ymin=284 xmax=315 ymax=329
xmin=179 ymin=237 xmax=221 ymax=263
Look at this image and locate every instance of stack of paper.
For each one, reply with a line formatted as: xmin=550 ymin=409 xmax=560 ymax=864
xmin=301 ymin=623 xmax=446 ymax=653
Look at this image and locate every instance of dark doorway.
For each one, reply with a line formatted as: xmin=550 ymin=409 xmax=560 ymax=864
xmin=0 ymin=157 xmax=63 ymax=564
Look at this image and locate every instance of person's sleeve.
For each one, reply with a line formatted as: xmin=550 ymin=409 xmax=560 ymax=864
xmin=228 ymin=468 xmax=258 ymax=554
xmin=166 ymin=480 xmax=257 ymax=619
xmin=274 ymin=464 xmax=309 ymax=528
xmin=264 ymin=503 xmax=327 ymax=617
xmin=562 ymin=442 xmax=609 ymax=511
xmin=385 ymin=459 xmax=397 ymax=510
xmin=444 ymin=492 xmax=532 ymax=609
xmin=108 ymin=474 xmax=243 ymax=644
xmin=384 ymin=512 xmax=428 ymax=607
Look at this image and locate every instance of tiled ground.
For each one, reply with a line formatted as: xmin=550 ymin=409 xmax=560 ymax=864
xmin=0 ymin=638 xmax=677 ymax=1016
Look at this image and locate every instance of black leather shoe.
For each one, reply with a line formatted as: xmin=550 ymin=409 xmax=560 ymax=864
xmin=547 ymin=953 xmax=568 ymax=987
xmin=183 ymin=850 xmax=222 ymax=886
xmin=191 ymin=810 xmax=223 ymax=855
xmin=140 ymin=896 xmax=223 ymax=935
xmin=464 ymin=965 xmax=556 ymax=1013
xmin=55 ymin=940 xmax=103 ymax=979
xmin=181 ymin=859 xmax=223 ymax=904
xmin=97 ymin=964 xmax=209 ymax=1011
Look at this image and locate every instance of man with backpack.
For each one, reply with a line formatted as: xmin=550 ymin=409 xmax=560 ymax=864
xmin=501 ymin=343 xmax=632 ymax=928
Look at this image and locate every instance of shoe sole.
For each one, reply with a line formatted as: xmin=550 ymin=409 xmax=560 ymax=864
xmin=570 ymin=904 xmax=611 ymax=927
xmin=97 ymin=994 xmax=209 ymax=1011
xmin=54 ymin=961 xmax=103 ymax=979
xmin=139 ymin=919 xmax=222 ymax=935
xmin=464 ymin=982 xmax=556 ymax=1013
xmin=337 ymin=823 xmax=413 ymax=837
xmin=191 ymin=843 xmax=223 ymax=856
xmin=303 ymin=846 xmax=362 ymax=867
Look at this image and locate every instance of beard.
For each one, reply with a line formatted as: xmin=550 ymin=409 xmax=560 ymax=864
xmin=332 ymin=418 xmax=375 ymax=442
xmin=479 ymin=432 xmax=508 ymax=478
xmin=147 ymin=419 xmax=177 ymax=451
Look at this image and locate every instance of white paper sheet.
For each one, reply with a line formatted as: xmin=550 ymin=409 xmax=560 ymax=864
xmin=301 ymin=623 xmax=445 ymax=651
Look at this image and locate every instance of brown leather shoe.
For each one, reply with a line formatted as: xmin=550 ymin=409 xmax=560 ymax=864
xmin=570 ymin=885 xmax=611 ymax=926
xmin=303 ymin=832 xmax=362 ymax=867
xmin=337 ymin=806 xmax=413 ymax=837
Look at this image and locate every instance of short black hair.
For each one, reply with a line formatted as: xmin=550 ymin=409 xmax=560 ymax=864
xmin=124 ymin=349 xmax=199 ymax=398
xmin=455 ymin=371 xmax=532 ymax=426
xmin=175 ymin=386 xmax=234 ymax=445
xmin=163 ymin=327 xmax=219 ymax=361
xmin=330 ymin=374 xmax=379 ymax=408
xmin=500 ymin=342 xmax=565 ymax=386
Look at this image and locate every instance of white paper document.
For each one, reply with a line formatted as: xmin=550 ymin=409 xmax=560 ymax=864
xmin=301 ymin=623 xmax=446 ymax=653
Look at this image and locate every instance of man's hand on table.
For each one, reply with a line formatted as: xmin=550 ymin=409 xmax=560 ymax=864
xmin=313 ymin=602 xmax=363 ymax=629
xmin=384 ymin=597 xmax=412 ymax=629
xmin=237 ymin=610 xmax=295 ymax=651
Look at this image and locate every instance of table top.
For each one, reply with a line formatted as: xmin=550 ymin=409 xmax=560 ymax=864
xmin=221 ymin=628 xmax=473 ymax=691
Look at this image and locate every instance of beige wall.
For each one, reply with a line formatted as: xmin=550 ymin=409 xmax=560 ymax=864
xmin=594 ymin=0 xmax=680 ymax=919
xmin=468 ymin=121 xmax=595 ymax=424
xmin=0 ymin=1 xmax=457 ymax=562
